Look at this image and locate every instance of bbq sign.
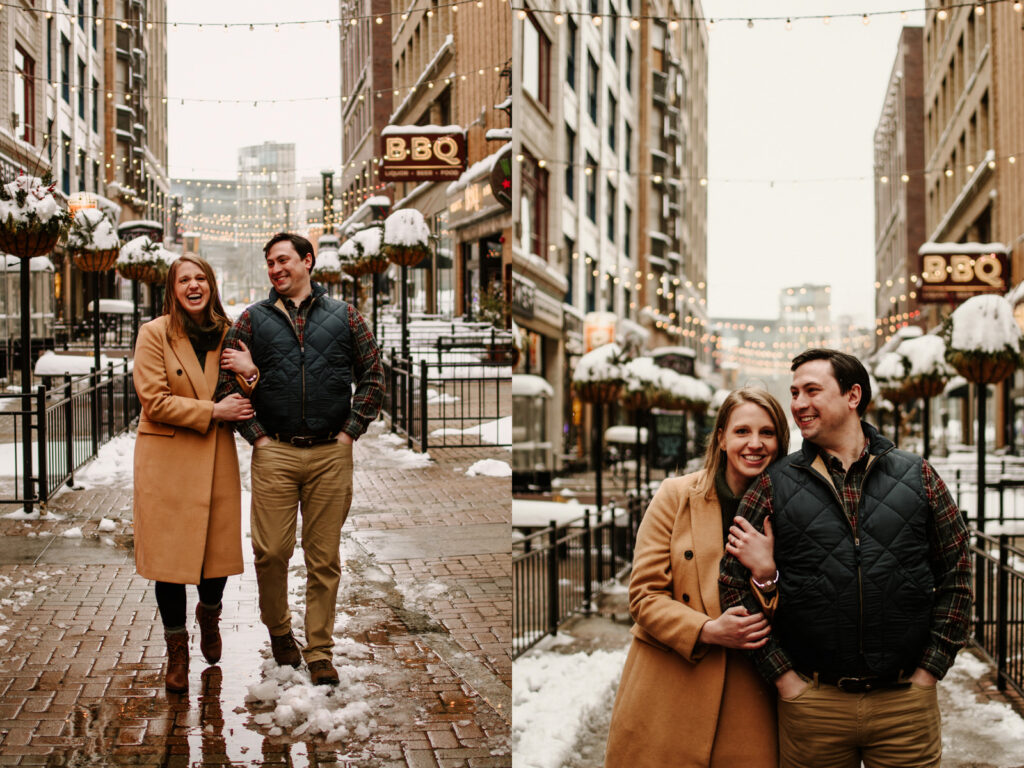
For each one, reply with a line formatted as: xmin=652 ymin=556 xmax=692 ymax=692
xmin=379 ymin=127 xmax=467 ymax=182
xmin=917 ymin=243 xmax=1011 ymax=303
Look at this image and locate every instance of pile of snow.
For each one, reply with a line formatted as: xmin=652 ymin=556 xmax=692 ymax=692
xmin=465 ymin=458 xmax=511 ymax=477
xmin=61 ymin=527 xmax=83 ymax=539
xmin=245 ymin=657 xmax=379 ymax=744
xmin=352 ymin=226 xmax=383 ymax=257
xmin=573 ymin=343 xmax=624 ymax=384
xmin=947 ymin=295 xmax=1022 ymax=353
xmin=874 ymin=351 xmax=907 ymax=383
xmin=425 ymin=388 xmax=460 ymax=405
xmin=897 ymin=334 xmax=955 ymax=377
xmin=66 ymin=207 xmax=119 ymax=251
xmin=513 ymin=646 xmax=628 ymax=768
xmin=431 ymin=415 xmax=511 ymax=445
xmin=97 ymin=518 xmax=117 ymax=532
xmin=383 ymin=208 xmax=430 ymax=248
xmin=76 ymin=432 xmax=136 ymax=487
xmin=0 ymin=175 xmax=62 ymax=224
xmin=941 ymin=650 xmax=1024 ymax=762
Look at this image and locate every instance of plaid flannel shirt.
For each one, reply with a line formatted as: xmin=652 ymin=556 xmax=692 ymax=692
xmin=719 ymin=436 xmax=972 ymax=683
xmin=215 ymin=289 xmax=384 ymax=444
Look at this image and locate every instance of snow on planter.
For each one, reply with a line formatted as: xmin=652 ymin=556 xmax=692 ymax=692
xmin=573 ymin=343 xmax=626 ymax=403
xmin=873 ymin=351 xmax=910 ymax=403
xmin=941 ymin=294 xmax=1023 ymax=384
xmin=352 ymin=225 xmax=388 ymax=274
xmin=311 ymin=244 xmax=343 ymax=285
xmin=382 ymin=208 xmax=430 ymax=267
xmin=116 ymin=235 xmax=176 ymax=284
xmin=0 ymin=173 xmax=71 ymax=258
xmin=896 ymin=334 xmax=955 ymax=399
xmin=67 ymin=207 xmax=120 ymax=271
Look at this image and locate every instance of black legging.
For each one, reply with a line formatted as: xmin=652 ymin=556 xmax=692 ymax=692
xmin=154 ymin=577 xmax=227 ymax=629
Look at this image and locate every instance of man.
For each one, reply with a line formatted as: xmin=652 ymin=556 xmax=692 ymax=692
xmin=719 ymin=348 xmax=971 ymax=768
xmin=216 ymin=232 xmax=384 ymax=686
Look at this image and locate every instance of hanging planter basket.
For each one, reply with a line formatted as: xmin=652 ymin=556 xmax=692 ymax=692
xmin=946 ymin=351 xmax=1018 ymax=385
xmin=384 ymin=243 xmax=429 ymax=268
xmin=621 ymin=390 xmax=655 ymax=411
xmin=341 ymin=262 xmax=363 ymax=278
xmin=72 ymin=248 xmax=119 ymax=273
xmin=362 ymin=255 xmax=391 ymax=274
xmin=574 ymin=379 xmax=623 ymax=404
xmin=117 ymin=261 xmax=163 ymax=284
xmin=0 ymin=225 xmax=62 ymax=259
xmin=878 ymin=383 xmax=913 ymax=404
xmin=904 ymin=375 xmax=947 ymax=400
xmin=312 ymin=269 xmax=342 ymax=285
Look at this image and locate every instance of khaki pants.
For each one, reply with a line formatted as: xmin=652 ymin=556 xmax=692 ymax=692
xmin=778 ymin=677 xmax=941 ymax=768
xmin=250 ymin=440 xmax=354 ymax=663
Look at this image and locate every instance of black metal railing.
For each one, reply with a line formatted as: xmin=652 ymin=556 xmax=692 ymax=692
xmin=382 ymin=350 xmax=510 ymax=451
xmin=969 ymin=528 xmax=1024 ymax=700
xmin=512 ymin=494 xmax=648 ymax=658
xmin=0 ymin=361 xmax=139 ymax=508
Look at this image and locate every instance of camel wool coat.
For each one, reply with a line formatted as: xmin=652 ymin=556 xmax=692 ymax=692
xmin=604 ymin=471 xmax=778 ymax=768
xmin=132 ymin=316 xmax=245 ymax=584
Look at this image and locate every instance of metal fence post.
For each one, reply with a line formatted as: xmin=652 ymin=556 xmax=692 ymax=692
xmin=64 ymin=374 xmax=74 ymax=487
xmin=36 ymin=385 xmax=47 ymax=506
xmin=405 ymin=358 xmax=414 ymax=450
xmin=547 ymin=522 xmax=559 ymax=637
xmin=420 ymin=359 xmax=428 ymax=451
xmin=595 ymin=506 xmax=606 ymax=583
xmin=582 ymin=511 xmax=593 ymax=616
xmin=106 ymin=362 xmax=114 ymax=441
xmin=89 ymin=368 xmax=99 ymax=456
xmin=121 ymin=361 xmax=130 ymax=428
xmin=997 ymin=534 xmax=1008 ymax=692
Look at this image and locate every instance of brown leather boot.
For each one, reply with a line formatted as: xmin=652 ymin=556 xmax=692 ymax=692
xmin=164 ymin=631 xmax=189 ymax=694
xmin=269 ymin=631 xmax=301 ymax=668
xmin=195 ymin=603 xmax=222 ymax=665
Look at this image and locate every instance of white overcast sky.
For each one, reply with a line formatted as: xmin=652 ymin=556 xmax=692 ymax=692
xmin=167 ymin=1 xmax=341 ymax=180
xmin=703 ymin=0 xmax=924 ymax=325
xmin=168 ymin=0 xmax=920 ymax=326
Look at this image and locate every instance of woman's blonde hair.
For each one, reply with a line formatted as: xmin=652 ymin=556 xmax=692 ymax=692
xmin=695 ymin=387 xmax=790 ymax=498
xmin=162 ymin=252 xmax=230 ymax=338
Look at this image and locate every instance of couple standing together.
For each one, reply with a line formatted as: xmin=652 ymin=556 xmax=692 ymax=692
xmin=606 ymin=350 xmax=973 ymax=768
xmin=131 ymin=233 xmax=384 ymax=693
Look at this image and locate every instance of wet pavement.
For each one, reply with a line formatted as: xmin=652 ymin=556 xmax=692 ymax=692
xmin=0 ymin=421 xmax=511 ymax=766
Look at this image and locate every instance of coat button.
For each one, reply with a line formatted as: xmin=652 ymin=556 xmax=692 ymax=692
xmin=684 ymin=550 xmax=694 ymax=560
xmin=682 ymin=593 xmax=690 ymax=603
xmin=176 ymin=369 xmax=183 ymax=376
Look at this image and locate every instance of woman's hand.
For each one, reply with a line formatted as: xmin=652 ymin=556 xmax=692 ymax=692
xmin=221 ymin=341 xmax=257 ymax=379
xmin=212 ymin=393 xmax=254 ymax=422
xmin=698 ymin=606 xmax=770 ymax=649
xmin=725 ymin=516 xmax=775 ymax=583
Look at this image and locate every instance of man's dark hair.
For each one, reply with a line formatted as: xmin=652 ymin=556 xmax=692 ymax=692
xmin=263 ymin=232 xmax=315 ymax=271
xmin=791 ymin=348 xmax=872 ymax=417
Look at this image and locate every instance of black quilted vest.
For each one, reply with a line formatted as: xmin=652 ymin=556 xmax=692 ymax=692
xmin=768 ymin=423 xmax=933 ymax=678
xmin=248 ymin=283 xmax=353 ymax=437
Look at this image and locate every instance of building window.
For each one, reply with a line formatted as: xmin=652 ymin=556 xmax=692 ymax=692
xmin=585 ymin=153 xmax=597 ymax=222
xmin=565 ymin=236 xmax=576 ymax=305
xmin=590 ymin=0 xmax=600 ymax=15
xmin=624 ymin=204 xmax=632 ymax=259
xmin=521 ymin=151 xmax=549 ymax=259
xmin=565 ymin=125 xmax=576 ymax=200
xmin=523 ymin=14 xmax=551 ymax=109
xmin=61 ymin=134 xmax=71 ymax=194
xmin=78 ymin=150 xmax=86 ymax=191
xmin=608 ymin=2 xmax=618 ymax=61
xmin=47 ymin=20 xmax=54 ymax=81
xmin=625 ymin=42 xmax=633 ymax=93
xmin=61 ymin=35 xmax=70 ymax=102
xmin=606 ymin=181 xmax=616 ymax=242
xmin=78 ymin=59 xmax=86 ymax=118
xmin=625 ymin=123 xmax=633 ymax=173
xmin=587 ymin=54 xmax=599 ymax=122
xmin=566 ymin=18 xmax=577 ymax=91
xmin=93 ymin=159 xmax=100 ymax=193
xmin=92 ymin=0 xmax=99 ymax=47
xmin=14 ymin=46 xmax=35 ymax=144
xmin=608 ymin=92 xmax=617 ymax=150
xmin=587 ymin=259 xmax=597 ymax=312
xmin=78 ymin=0 xmax=85 ymax=29
xmin=92 ymin=78 xmax=99 ymax=132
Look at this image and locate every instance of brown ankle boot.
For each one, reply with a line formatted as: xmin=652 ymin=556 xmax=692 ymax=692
xmin=165 ymin=631 xmax=189 ymax=693
xmin=195 ymin=603 xmax=223 ymax=665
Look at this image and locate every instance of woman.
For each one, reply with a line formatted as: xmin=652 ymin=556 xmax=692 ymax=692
xmin=605 ymin=387 xmax=790 ymax=767
xmin=133 ymin=253 xmax=257 ymax=693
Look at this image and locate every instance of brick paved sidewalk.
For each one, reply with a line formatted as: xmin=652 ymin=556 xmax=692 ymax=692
xmin=0 ymin=422 xmax=512 ymax=766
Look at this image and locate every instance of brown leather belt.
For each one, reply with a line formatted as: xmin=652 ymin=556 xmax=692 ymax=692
xmin=273 ymin=433 xmax=337 ymax=447
xmin=801 ymin=670 xmax=910 ymax=693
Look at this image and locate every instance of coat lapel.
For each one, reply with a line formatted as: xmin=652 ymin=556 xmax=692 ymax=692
xmin=169 ymin=331 xmax=211 ymax=401
xmin=201 ymin=329 xmax=227 ymax=397
xmin=690 ymin=483 xmax=725 ymax=617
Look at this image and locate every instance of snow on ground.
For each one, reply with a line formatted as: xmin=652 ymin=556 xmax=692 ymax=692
xmin=76 ymin=432 xmax=136 ymax=487
xmin=465 ymin=458 xmax=511 ymax=477
xmin=358 ymin=425 xmax=433 ymax=469
xmin=431 ymin=415 xmax=511 ymax=445
xmin=512 ymin=643 xmax=628 ymax=768
xmin=0 ymin=569 xmax=66 ymax=644
xmin=2 ymin=508 xmax=64 ymax=521
xmin=393 ymin=579 xmax=449 ymax=609
xmin=61 ymin=527 xmax=83 ymax=539
xmin=941 ymin=650 xmax=1024 ymax=766
xmin=426 ymin=388 xmax=460 ymax=405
